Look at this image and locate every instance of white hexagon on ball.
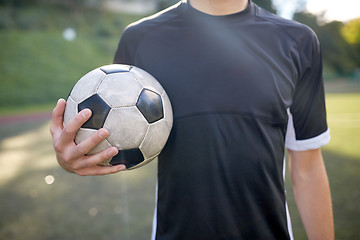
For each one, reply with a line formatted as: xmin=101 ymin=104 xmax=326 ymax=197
xmin=98 ymin=72 xmax=143 ymax=108
xmin=70 ymin=68 xmax=106 ymax=103
xmin=104 ymin=107 xmax=149 ymax=150
xmin=130 ymin=67 xmax=164 ymax=94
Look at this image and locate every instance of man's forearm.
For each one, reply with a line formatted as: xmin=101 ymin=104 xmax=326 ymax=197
xmin=288 ymin=149 xmax=334 ymax=240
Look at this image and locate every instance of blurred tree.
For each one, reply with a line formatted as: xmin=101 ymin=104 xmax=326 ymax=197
xmin=253 ymin=0 xmax=276 ymax=13
xmin=341 ymin=18 xmax=360 ymax=45
xmin=0 ymin=0 xmax=103 ymax=11
xmin=0 ymin=0 xmax=33 ymax=7
xmin=341 ymin=18 xmax=360 ymax=72
xmin=320 ymin=21 xmax=357 ymax=76
xmin=294 ymin=12 xmax=358 ymax=77
xmin=293 ymin=11 xmax=320 ymax=31
xmin=272 ymin=0 xmax=306 ymax=19
xmin=156 ymin=0 xmax=179 ymax=11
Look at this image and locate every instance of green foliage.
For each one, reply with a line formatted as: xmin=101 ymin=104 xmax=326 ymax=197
xmin=0 ymin=0 xmax=103 ymax=11
xmin=0 ymin=30 xmax=112 ymax=106
xmin=341 ymin=18 xmax=360 ymax=71
xmin=320 ymin=21 xmax=358 ymax=76
xmin=294 ymin=12 xmax=360 ymax=78
xmin=252 ymin=0 xmax=276 ymax=13
xmin=0 ymin=6 xmax=143 ymax=107
xmin=156 ymin=0 xmax=179 ymax=11
xmin=341 ymin=18 xmax=360 ymax=45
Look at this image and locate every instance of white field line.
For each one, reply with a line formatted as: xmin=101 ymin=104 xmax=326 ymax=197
xmin=327 ymin=113 xmax=360 ymax=128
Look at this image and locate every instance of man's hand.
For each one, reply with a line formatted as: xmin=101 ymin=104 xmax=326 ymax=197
xmin=50 ymin=99 xmax=126 ymax=175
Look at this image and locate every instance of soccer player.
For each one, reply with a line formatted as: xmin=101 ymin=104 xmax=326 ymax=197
xmin=50 ymin=0 xmax=334 ymax=239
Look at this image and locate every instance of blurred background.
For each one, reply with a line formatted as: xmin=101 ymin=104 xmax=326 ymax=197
xmin=0 ymin=0 xmax=359 ymax=239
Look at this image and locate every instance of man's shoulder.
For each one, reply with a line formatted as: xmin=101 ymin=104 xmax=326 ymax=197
xmin=122 ymin=2 xmax=183 ymax=40
xmin=254 ymin=4 xmax=317 ymax=43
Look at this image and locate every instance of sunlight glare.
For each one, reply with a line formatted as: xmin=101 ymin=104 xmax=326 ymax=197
xmin=0 ymin=123 xmax=58 ymax=186
xmin=89 ymin=207 xmax=98 ymax=217
xmin=306 ymin=0 xmax=360 ymax=22
xmin=45 ymin=175 xmax=55 ymax=185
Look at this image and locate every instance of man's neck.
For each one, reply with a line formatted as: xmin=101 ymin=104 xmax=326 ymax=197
xmin=188 ymin=0 xmax=248 ymax=16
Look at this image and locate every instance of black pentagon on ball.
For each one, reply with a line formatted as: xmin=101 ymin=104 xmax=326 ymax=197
xmin=78 ymin=94 xmax=111 ymax=130
xmin=136 ymin=89 xmax=164 ymax=124
xmin=110 ymin=148 xmax=144 ymax=168
xmin=100 ymin=64 xmax=131 ymax=74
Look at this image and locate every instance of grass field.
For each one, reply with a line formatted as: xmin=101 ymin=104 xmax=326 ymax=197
xmin=0 ymin=6 xmax=144 ymax=107
xmin=286 ymin=92 xmax=360 ymax=239
xmin=0 ymin=92 xmax=359 ymax=240
xmin=324 ymin=93 xmax=360 ymax=158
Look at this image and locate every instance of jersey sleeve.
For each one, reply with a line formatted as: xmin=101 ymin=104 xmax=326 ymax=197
xmin=285 ymin=27 xmax=330 ymax=151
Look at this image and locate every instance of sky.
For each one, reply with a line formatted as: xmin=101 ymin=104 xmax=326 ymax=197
xmin=274 ymin=0 xmax=360 ymax=22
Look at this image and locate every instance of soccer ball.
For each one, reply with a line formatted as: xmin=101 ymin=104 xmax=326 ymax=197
xmin=64 ymin=64 xmax=173 ymax=170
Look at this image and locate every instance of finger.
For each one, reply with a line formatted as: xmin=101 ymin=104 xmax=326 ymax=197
xmin=72 ymin=128 xmax=111 ymax=157
xmin=59 ymin=108 xmax=92 ymax=145
xmin=50 ymin=99 xmax=66 ymax=137
xmin=72 ymin=145 xmax=118 ymax=169
xmin=75 ymin=163 xmax=126 ymax=176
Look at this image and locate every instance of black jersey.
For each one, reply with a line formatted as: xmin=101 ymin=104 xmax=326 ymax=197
xmin=114 ymin=1 xmax=330 ymax=239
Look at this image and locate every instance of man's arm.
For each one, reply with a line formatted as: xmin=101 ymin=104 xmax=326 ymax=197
xmin=288 ymin=148 xmax=334 ymax=240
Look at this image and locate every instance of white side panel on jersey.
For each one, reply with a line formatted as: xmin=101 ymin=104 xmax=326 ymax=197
xmin=285 ymin=109 xmax=330 ymax=151
xmin=285 ymin=200 xmax=294 ymax=240
xmin=282 ymin=157 xmax=294 ymax=240
xmin=151 ymin=182 xmax=158 ymax=240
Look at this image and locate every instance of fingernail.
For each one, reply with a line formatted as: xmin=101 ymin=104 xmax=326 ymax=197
xmin=98 ymin=129 xmax=109 ymax=138
xmin=108 ymin=147 xmax=118 ymax=157
xmin=81 ymin=109 xmax=91 ymax=118
xmin=118 ymin=165 xmax=126 ymax=171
